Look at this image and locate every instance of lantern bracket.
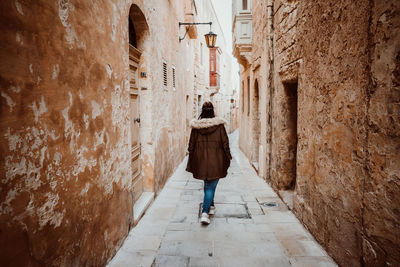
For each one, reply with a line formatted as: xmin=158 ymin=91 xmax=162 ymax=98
xmin=179 ymin=22 xmax=213 ymax=43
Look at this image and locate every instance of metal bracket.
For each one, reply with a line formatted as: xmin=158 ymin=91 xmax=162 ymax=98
xmin=179 ymin=22 xmax=212 ymax=42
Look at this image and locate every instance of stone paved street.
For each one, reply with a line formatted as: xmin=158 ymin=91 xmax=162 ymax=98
xmin=108 ymin=132 xmax=337 ymax=267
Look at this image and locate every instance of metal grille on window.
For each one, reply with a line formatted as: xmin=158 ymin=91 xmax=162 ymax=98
xmin=163 ymin=62 xmax=167 ymax=87
xmin=172 ymin=67 xmax=176 ymax=88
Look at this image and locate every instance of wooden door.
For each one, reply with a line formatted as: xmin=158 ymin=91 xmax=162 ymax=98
xmin=129 ymin=44 xmax=143 ymax=202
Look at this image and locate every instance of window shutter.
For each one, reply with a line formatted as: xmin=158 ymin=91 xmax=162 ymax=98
xmin=163 ymin=62 xmax=167 ymax=87
xmin=172 ymin=67 xmax=176 ymax=88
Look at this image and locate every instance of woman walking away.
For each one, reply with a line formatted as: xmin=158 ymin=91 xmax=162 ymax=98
xmin=186 ymin=102 xmax=232 ymax=225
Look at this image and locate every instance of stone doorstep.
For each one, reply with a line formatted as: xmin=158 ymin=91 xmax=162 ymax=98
xmin=134 ymin=192 xmax=155 ymax=224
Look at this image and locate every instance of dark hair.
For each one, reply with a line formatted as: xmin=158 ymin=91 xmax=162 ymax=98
xmin=199 ymin=101 xmax=215 ymax=119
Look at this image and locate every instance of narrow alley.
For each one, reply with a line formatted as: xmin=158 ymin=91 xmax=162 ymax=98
xmin=108 ymin=132 xmax=336 ymax=267
xmin=1 ymin=0 xmax=399 ymax=266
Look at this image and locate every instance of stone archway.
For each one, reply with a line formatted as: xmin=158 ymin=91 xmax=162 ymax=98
xmin=252 ymin=79 xmax=260 ymax=170
xmin=128 ymin=4 xmax=153 ymax=225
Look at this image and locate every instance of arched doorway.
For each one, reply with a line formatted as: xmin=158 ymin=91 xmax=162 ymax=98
xmin=252 ymin=79 xmax=260 ymax=170
xmin=128 ymin=4 xmax=151 ymax=225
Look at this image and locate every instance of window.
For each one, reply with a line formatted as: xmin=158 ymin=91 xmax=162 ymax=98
xmin=242 ymin=0 xmax=248 ymax=10
xmin=200 ymin=43 xmax=203 ymax=65
xmin=242 ymin=81 xmax=244 ymax=112
xmin=163 ymin=62 xmax=167 ymax=87
xmin=247 ymin=77 xmax=250 ymax=116
xmin=197 ymin=95 xmax=202 ymax=117
xmin=172 ymin=66 xmax=176 ymax=89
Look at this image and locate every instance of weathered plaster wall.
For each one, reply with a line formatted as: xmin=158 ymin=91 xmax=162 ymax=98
xmin=141 ymin=0 xmax=189 ymax=193
xmin=0 ymin=1 xmax=134 ymax=265
xmin=0 ymin=0 xmax=192 ymax=265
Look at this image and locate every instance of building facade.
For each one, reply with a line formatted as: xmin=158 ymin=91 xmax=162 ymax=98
xmin=0 ymin=0 xmax=236 ymax=266
xmin=233 ymin=0 xmax=400 ymax=266
xmin=191 ymin=0 xmax=239 ymax=133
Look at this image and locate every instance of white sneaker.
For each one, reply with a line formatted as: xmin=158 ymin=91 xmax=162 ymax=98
xmin=209 ymin=206 xmax=216 ymax=215
xmin=200 ymin=212 xmax=210 ymax=225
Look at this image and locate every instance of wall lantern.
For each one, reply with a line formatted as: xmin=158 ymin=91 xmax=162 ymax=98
xmin=179 ymin=22 xmax=217 ymax=48
xmin=204 ymin=31 xmax=217 ymax=48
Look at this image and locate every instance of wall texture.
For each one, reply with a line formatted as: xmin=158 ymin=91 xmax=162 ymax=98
xmin=0 ymin=0 xmax=195 ymax=265
xmin=236 ymin=0 xmax=400 ymax=265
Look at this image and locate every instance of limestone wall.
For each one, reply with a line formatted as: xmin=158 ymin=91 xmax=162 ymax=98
xmin=293 ymin=1 xmax=369 ymax=265
xmin=239 ymin=0 xmax=400 ymax=265
xmin=363 ymin=0 xmax=400 ymax=265
xmin=238 ymin=67 xmax=252 ymax=158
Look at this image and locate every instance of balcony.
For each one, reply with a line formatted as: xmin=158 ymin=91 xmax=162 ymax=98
xmin=232 ymin=6 xmax=252 ymax=67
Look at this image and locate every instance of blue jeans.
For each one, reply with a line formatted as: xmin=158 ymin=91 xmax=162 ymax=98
xmin=202 ymin=179 xmax=219 ymax=213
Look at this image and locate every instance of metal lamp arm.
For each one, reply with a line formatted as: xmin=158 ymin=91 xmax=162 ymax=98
xmin=178 ymin=22 xmax=212 ymax=42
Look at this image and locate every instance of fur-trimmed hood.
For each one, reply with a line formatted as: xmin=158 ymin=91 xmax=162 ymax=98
xmin=189 ymin=117 xmax=228 ymax=129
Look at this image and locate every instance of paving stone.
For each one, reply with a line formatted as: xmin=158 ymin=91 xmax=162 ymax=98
xmin=189 ymin=221 xmax=216 ymax=231
xmin=226 ymin=217 xmax=253 ymax=224
xmin=213 ymin=240 xmax=249 ymax=258
xmin=213 ymin=194 xmax=244 ymax=204
xmin=207 ymin=203 xmax=249 ymax=218
xmin=189 ymin=257 xmax=219 ymax=267
xmin=166 ymin=222 xmax=191 ymax=231
xmin=158 ymin=240 xmax=214 ymax=258
xmin=248 ymin=207 xmax=265 ymax=215
xmin=120 ymin=234 xmax=161 ymax=253
xmin=245 ymin=240 xmax=288 ymax=258
xmin=241 ymin=194 xmax=258 ymax=202
xmin=214 ymin=220 xmax=246 ymax=232
xmin=252 ymin=211 xmax=299 ymax=224
xmin=109 ymin=132 xmax=336 ymax=266
xmin=244 ymin=223 xmax=273 ymax=232
xmin=280 ymin=239 xmax=328 ymax=257
xmin=246 ymin=202 xmax=262 ymax=209
xmin=171 ymin=213 xmax=199 ymax=224
xmin=152 ymin=255 xmax=189 ymax=267
xmin=107 ymin=249 xmax=156 ymax=267
xmin=289 ymin=256 xmax=338 ymax=267
xmin=218 ymin=256 xmax=291 ymax=267
xmin=146 ymin=207 xmax=176 ymax=220
xmin=185 ymin=182 xmax=203 ymax=190
xmin=132 ymin=220 xmax=169 ymax=236
xmin=270 ymin=222 xmax=313 ymax=240
xmin=163 ymin=230 xmax=214 ymax=242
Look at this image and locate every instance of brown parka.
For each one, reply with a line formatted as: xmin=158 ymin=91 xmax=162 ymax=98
xmin=186 ymin=117 xmax=232 ymax=180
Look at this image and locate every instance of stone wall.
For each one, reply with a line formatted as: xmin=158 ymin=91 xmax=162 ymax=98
xmin=0 ymin=0 xmax=195 ymax=265
xmin=363 ymin=0 xmax=400 ymax=265
xmin=238 ymin=0 xmax=400 ymax=265
xmin=293 ymin=1 xmax=369 ymax=265
xmin=238 ymin=67 xmax=252 ymax=158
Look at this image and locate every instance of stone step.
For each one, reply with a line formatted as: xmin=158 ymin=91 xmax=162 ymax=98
xmin=134 ymin=191 xmax=155 ymax=224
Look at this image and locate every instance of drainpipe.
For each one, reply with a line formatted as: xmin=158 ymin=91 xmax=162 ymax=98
xmin=267 ymin=0 xmax=274 ymax=182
